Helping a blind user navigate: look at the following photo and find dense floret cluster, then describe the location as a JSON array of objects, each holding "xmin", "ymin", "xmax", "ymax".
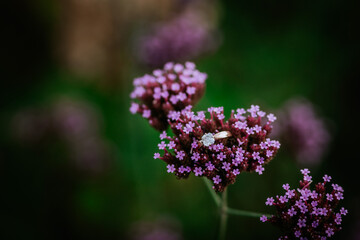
[
  {"xmin": 154, "ymin": 105, "xmax": 280, "ymax": 192},
  {"xmin": 274, "ymin": 98, "xmax": 330, "ymax": 166},
  {"xmin": 130, "ymin": 62, "xmax": 206, "ymax": 131},
  {"xmin": 138, "ymin": 15, "xmax": 216, "ymax": 68},
  {"xmin": 260, "ymin": 169, "xmax": 347, "ymax": 239}
]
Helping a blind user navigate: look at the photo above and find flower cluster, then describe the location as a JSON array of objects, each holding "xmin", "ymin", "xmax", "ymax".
[
  {"xmin": 11, "ymin": 98, "xmax": 112, "ymax": 174},
  {"xmin": 137, "ymin": 14, "xmax": 217, "ymax": 68},
  {"xmin": 273, "ymin": 98, "xmax": 330, "ymax": 166},
  {"xmin": 130, "ymin": 62, "xmax": 207, "ymax": 131},
  {"xmin": 260, "ymin": 169, "xmax": 347, "ymax": 239},
  {"xmin": 154, "ymin": 105, "xmax": 280, "ymax": 192},
  {"xmin": 129, "ymin": 217, "xmax": 183, "ymax": 240}
]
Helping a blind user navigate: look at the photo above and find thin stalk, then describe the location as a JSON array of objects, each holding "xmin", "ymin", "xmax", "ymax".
[
  {"xmin": 218, "ymin": 189, "xmax": 228, "ymax": 240},
  {"xmin": 226, "ymin": 207, "xmax": 271, "ymax": 218},
  {"xmin": 203, "ymin": 178, "xmax": 221, "ymax": 206},
  {"xmin": 202, "ymin": 178, "xmax": 271, "ymax": 224}
]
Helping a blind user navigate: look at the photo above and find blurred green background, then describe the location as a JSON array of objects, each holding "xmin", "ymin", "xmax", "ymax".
[{"xmin": 1, "ymin": 0, "xmax": 359, "ymax": 239}]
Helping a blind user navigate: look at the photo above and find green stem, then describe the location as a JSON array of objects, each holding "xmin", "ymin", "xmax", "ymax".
[
  {"xmin": 218, "ymin": 189, "xmax": 228, "ymax": 240},
  {"xmin": 203, "ymin": 178, "xmax": 221, "ymax": 207},
  {"xmin": 226, "ymin": 207, "xmax": 271, "ymax": 218},
  {"xmin": 202, "ymin": 178, "xmax": 271, "ymax": 220}
]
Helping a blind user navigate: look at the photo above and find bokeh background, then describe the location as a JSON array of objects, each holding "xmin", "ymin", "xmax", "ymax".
[{"xmin": 1, "ymin": 0, "xmax": 359, "ymax": 239}]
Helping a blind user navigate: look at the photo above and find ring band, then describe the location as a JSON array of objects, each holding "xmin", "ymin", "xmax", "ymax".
[{"xmin": 213, "ymin": 131, "xmax": 232, "ymax": 140}]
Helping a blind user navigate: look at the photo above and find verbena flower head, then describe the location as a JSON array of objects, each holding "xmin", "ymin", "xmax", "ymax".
[
  {"xmin": 130, "ymin": 62, "xmax": 207, "ymax": 131},
  {"xmin": 11, "ymin": 98, "xmax": 112, "ymax": 174},
  {"xmin": 261, "ymin": 169, "xmax": 347, "ymax": 239},
  {"xmin": 154, "ymin": 105, "xmax": 280, "ymax": 192},
  {"xmin": 273, "ymin": 98, "xmax": 330, "ymax": 166},
  {"xmin": 137, "ymin": 14, "xmax": 217, "ymax": 68},
  {"xmin": 129, "ymin": 216, "xmax": 183, "ymax": 240}
]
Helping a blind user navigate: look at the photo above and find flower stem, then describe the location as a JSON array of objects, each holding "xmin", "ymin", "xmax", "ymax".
[
  {"xmin": 226, "ymin": 207, "xmax": 271, "ymax": 218},
  {"xmin": 202, "ymin": 178, "xmax": 271, "ymax": 220},
  {"xmin": 203, "ymin": 178, "xmax": 221, "ymax": 207},
  {"xmin": 218, "ymin": 189, "xmax": 228, "ymax": 240}
]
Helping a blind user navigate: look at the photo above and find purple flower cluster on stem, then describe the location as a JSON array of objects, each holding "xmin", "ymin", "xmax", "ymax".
[
  {"xmin": 154, "ymin": 105, "xmax": 280, "ymax": 192},
  {"xmin": 260, "ymin": 169, "xmax": 347, "ymax": 239},
  {"xmin": 130, "ymin": 62, "xmax": 207, "ymax": 131}
]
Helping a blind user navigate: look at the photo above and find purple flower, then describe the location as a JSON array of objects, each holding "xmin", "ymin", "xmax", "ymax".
[
  {"xmin": 217, "ymin": 152, "xmax": 226, "ymax": 161},
  {"xmin": 298, "ymin": 218, "xmax": 306, "ymax": 228},
  {"xmin": 206, "ymin": 162, "xmax": 215, "ymax": 171},
  {"xmin": 130, "ymin": 62, "xmax": 206, "ymax": 131},
  {"xmin": 261, "ymin": 169, "xmax": 346, "ymax": 239},
  {"xmin": 232, "ymin": 169, "xmax": 240, "ymax": 175},
  {"xmin": 288, "ymin": 207, "xmax": 297, "ymax": 217},
  {"xmin": 273, "ymin": 98, "xmax": 330, "ymax": 166},
  {"xmin": 158, "ymin": 141, "xmax": 167, "ymax": 150},
  {"xmin": 340, "ymin": 207, "xmax": 348, "ymax": 215},
  {"xmin": 260, "ymin": 215, "xmax": 268, "ymax": 222},
  {"xmin": 160, "ymin": 131, "xmax": 168, "ymax": 140},
  {"xmin": 168, "ymin": 141, "xmax": 176, "ymax": 149},
  {"xmin": 213, "ymin": 175, "xmax": 222, "ymax": 185},
  {"xmin": 222, "ymin": 162, "xmax": 231, "ymax": 171},
  {"xmin": 300, "ymin": 168, "xmax": 310, "ymax": 175},
  {"xmin": 194, "ymin": 167, "xmax": 203, "ymax": 176},
  {"xmin": 323, "ymin": 174, "xmax": 332, "ymax": 182},
  {"xmin": 326, "ymin": 193, "xmax": 334, "ymax": 201},
  {"xmin": 191, "ymin": 140, "xmax": 198, "ymax": 149},
  {"xmin": 130, "ymin": 102, "xmax": 139, "ymax": 114},
  {"xmin": 286, "ymin": 189, "xmax": 296, "ymax": 199},
  {"xmin": 137, "ymin": 15, "xmax": 219, "ymax": 68},
  {"xmin": 312, "ymin": 220, "xmax": 319, "ymax": 228},
  {"xmin": 155, "ymin": 105, "xmax": 280, "ymax": 192},
  {"xmin": 252, "ymin": 152, "xmax": 260, "ymax": 160},
  {"xmin": 167, "ymin": 164, "xmax": 176, "ymax": 173},
  {"xmin": 143, "ymin": 109, "xmax": 151, "ymax": 118},
  {"xmin": 255, "ymin": 165, "xmax": 265, "ymax": 175},
  {"xmin": 282, "ymin": 183, "xmax": 290, "ymax": 191},
  {"xmin": 326, "ymin": 227, "xmax": 334, "ymax": 237},
  {"xmin": 279, "ymin": 195, "xmax": 288, "ymax": 204},
  {"xmin": 176, "ymin": 150, "xmax": 186, "ymax": 160},
  {"xmin": 267, "ymin": 113, "xmax": 277, "ymax": 122},
  {"xmin": 154, "ymin": 153, "xmax": 161, "ymax": 159},
  {"xmin": 266, "ymin": 197, "xmax": 275, "ymax": 206}
]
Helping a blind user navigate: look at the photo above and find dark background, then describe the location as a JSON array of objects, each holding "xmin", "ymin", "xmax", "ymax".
[{"xmin": 1, "ymin": 0, "xmax": 359, "ymax": 239}]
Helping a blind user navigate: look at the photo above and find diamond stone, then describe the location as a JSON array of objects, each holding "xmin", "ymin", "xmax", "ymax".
[{"xmin": 202, "ymin": 133, "xmax": 215, "ymax": 147}]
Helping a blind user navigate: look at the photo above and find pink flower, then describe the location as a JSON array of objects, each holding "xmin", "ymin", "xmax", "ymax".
[
  {"xmin": 265, "ymin": 197, "xmax": 274, "ymax": 206},
  {"xmin": 137, "ymin": 13, "xmax": 219, "ymax": 68},
  {"xmin": 213, "ymin": 175, "xmax": 222, "ymax": 185},
  {"xmin": 261, "ymin": 169, "xmax": 346, "ymax": 239},
  {"xmin": 255, "ymin": 165, "xmax": 265, "ymax": 175},
  {"xmin": 186, "ymin": 86, "xmax": 196, "ymax": 95},
  {"xmin": 194, "ymin": 167, "xmax": 203, "ymax": 176},
  {"xmin": 274, "ymin": 98, "xmax": 330, "ymax": 166},
  {"xmin": 168, "ymin": 141, "xmax": 176, "ymax": 149},
  {"xmin": 130, "ymin": 62, "xmax": 206, "ymax": 131},
  {"xmin": 167, "ymin": 164, "xmax": 176, "ymax": 173},
  {"xmin": 267, "ymin": 113, "xmax": 277, "ymax": 122},
  {"xmin": 176, "ymin": 150, "xmax": 186, "ymax": 160},
  {"xmin": 158, "ymin": 141, "xmax": 167, "ymax": 150},
  {"xmin": 154, "ymin": 105, "xmax": 280, "ymax": 192},
  {"xmin": 160, "ymin": 131, "xmax": 168, "ymax": 140},
  {"xmin": 130, "ymin": 103, "xmax": 139, "ymax": 114},
  {"xmin": 142, "ymin": 110, "xmax": 151, "ymax": 118},
  {"xmin": 260, "ymin": 215, "xmax": 268, "ymax": 222},
  {"xmin": 323, "ymin": 174, "xmax": 332, "ymax": 182}
]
